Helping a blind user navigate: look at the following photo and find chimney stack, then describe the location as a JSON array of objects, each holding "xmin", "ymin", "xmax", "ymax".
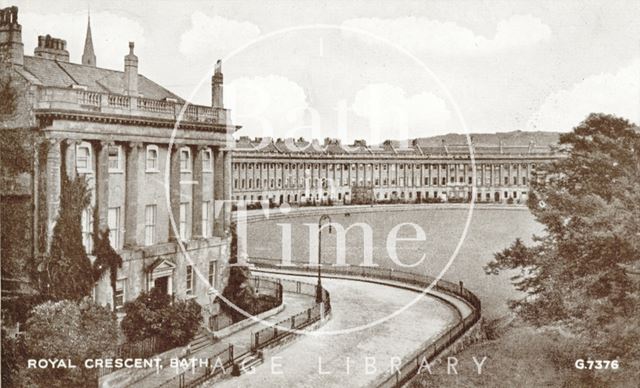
[
  {"xmin": 0, "ymin": 6, "xmax": 24, "ymax": 65},
  {"xmin": 33, "ymin": 34, "xmax": 69, "ymax": 62},
  {"xmin": 124, "ymin": 42, "xmax": 138, "ymax": 96},
  {"xmin": 212, "ymin": 59, "xmax": 223, "ymax": 108}
]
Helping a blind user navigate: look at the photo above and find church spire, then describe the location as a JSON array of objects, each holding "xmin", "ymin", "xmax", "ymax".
[{"xmin": 81, "ymin": 10, "xmax": 96, "ymax": 66}]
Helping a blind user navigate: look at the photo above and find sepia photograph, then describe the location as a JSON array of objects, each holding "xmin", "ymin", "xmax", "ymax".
[{"xmin": 1, "ymin": 1, "xmax": 639, "ymax": 387}]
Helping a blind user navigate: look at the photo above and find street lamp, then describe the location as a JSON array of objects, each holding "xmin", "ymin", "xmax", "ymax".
[{"xmin": 316, "ymin": 214, "xmax": 332, "ymax": 303}]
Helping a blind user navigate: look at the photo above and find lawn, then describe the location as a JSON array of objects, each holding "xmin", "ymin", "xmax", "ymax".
[{"xmin": 246, "ymin": 207, "xmax": 544, "ymax": 319}]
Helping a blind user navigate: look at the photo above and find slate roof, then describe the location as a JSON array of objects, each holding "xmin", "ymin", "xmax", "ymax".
[
  {"xmin": 19, "ymin": 55, "xmax": 183, "ymax": 102},
  {"xmin": 234, "ymin": 136, "xmax": 557, "ymax": 157}
]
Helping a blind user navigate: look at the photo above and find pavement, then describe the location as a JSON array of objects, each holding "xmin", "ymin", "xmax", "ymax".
[
  {"xmin": 209, "ymin": 274, "xmax": 460, "ymax": 388},
  {"xmin": 132, "ymin": 291, "xmax": 314, "ymax": 388}
]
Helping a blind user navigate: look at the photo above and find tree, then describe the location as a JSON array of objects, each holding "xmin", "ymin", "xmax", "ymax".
[
  {"xmin": 220, "ymin": 224, "xmax": 280, "ymax": 322},
  {"xmin": 92, "ymin": 227, "xmax": 123, "ymax": 308},
  {"xmin": 21, "ymin": 298, "xmax": 118, "ymax": 387},
  {"xmin": 485, "ymin": 113, "xmax": 640, "ymax": 384},
  {"xmin": 40, "ymin": 174, "xmax": 94, "ymax": 300},
  {"xmin": 120, "ymin": 287, "xmax": 202, "ymax": 347}
]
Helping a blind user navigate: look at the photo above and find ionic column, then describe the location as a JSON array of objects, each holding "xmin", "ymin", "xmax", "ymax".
[
  {"xmin": 124, "ymin": 142, "xmax": 143, "ymax": 247},
  {"xmin": 191, "ymin": 145, "xmax": 204, "ymax": 239},
  {"xmin": 45, "ymin": 138, "xmax": 62, "ymax": 251},
  {"xmin": 95, "ymin": 141, "xmax": 110, "ymax": 236},
  {"xmin": 168, "ymin": 144, "xmax": 181, "ymax": 241},
  {"xmin": 63, "ymin": 139, "xmax": 78, "ymax": 180},
  {"xmin": 223, "ymin": 149, "xmax": 232, "ymax": 229},
  {"xmin": 213, "ymin": 146, "xmax": 225, "ymax": 237}
]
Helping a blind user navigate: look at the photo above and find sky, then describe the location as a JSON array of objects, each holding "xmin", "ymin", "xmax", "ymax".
[{"xmin": 6, "ymin": 0, "xmax": 640, "ymax": 142}]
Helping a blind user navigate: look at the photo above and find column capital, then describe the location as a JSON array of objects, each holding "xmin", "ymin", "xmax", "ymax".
[
  {"xmin": 48, "ymin": 137, "xmax": 62, "ymax": 146},
  {"xmin": 127, "ymin": 141, "xmax": 143, "ymax": 150},
  {"xmin": 64, "ymin": 138, "xmax": 79, "ymax": 147},
  {"xmin": 100, "ymin": 140, "xmax": 115, "ymax": 148}
]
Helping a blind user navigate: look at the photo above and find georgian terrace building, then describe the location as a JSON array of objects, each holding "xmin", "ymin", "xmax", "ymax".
[
  {"xmin": 0, "ymin": 7, "xmax": 237, "ymax": 316},
  {"xmin": 231, "ymin": 136, "xmax": 560, "ymax": 206}
]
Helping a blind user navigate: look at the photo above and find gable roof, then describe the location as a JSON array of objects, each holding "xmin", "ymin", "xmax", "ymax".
[{"xmin": 19, "ymin": 55, "xmax": 183, "ymax": 102}]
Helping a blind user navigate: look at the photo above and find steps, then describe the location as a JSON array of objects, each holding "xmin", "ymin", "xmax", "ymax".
[{"xmin": 188, "ymin": 330, "xmax": 212, "ymax": 353}]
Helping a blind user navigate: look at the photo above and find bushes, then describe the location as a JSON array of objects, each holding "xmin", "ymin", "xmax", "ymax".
[
  {"xmin": 16, "ymin": 298, "xmax": 118, "ymax": 387},
  {"xmin": 121, "ymin": 287, "xmax": 202, "ymax": 347}
]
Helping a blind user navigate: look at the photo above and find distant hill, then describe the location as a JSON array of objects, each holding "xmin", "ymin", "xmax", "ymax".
[{"xmin": 412, "ymin": 131, "xmax": 562, "ymax": 147}]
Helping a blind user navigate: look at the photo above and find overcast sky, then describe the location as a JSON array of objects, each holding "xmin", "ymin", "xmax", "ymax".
[{"xmin": 7, "ymin": 0, "xmax": 640, "ymax": 142}]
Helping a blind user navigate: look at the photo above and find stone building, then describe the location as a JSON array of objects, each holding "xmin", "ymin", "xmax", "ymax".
[
  {"xmin": 231, "ymin": 137, "xmax": 560, "ymax": 206},
  {"xmin": 0, "ymin": 6, "xmax": 237, "ymax": 318}
]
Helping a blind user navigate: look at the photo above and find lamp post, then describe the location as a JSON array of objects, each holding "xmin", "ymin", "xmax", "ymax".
[{"xmin": 316, "ymin": 214, "xmax": 332, "ymax": 303}]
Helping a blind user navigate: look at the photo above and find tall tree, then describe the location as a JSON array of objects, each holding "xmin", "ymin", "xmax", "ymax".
[
  {"xmin": 42, "ymin": 175, "xmax": 94, "ymax": 300},
  {"xmin": 485, "ymin": 113, "xmax": 640, "ymax": 383},
  {"xmin": 92, "ymin": 227, "xmax": 123, "ymax": 309}
]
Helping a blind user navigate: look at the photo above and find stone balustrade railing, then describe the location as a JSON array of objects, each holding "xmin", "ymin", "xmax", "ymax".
[{"xmin": 34, "ymin": 86, "xmax": 228, "ymax": 125}]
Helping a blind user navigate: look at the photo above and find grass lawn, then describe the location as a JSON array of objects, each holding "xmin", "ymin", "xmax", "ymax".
[{"xmin": 246, "ymin": 207, "xmax": 544, "ymax": 320}]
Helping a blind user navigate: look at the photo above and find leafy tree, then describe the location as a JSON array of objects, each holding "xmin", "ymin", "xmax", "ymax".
[
  {"xmin": 21, "ymin": 298, "xmax": 118, "ymax": 387},
  {"xmin": 220, "ymin": 224, "xmax": 280, "ymax": 322},
  {"xmin": 92, "ymin": 227, "xmax": 123, "ymax": 308},
  {"xmin": 41, "ymin": 174, "xmax": 94, "ymax": 300},
  {"xmin": 121, "ymin": 287, "xmax": 202, "ymax": 347},
  {"xmin": 485, "ymin": 113, "xmax": 640, "ymax": 384}
]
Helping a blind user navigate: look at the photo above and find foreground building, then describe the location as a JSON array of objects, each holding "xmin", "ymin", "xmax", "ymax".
[
  {"xmin": 231, "ymin": 136, "xmax": 560, "ymax": 206},
  {"xmin": 0, "ymin": 6, "xmax": 236, "ymax": 316}
]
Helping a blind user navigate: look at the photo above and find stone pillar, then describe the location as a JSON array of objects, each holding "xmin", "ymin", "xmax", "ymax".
[
  {"xmin": 191, "ymin": 145, "xmax": 203, "ymax": 239},
  {"xmin": 45, "ymin": 138, "xmax": 62, "ymax": 251},
  {"xmin": 213, "ymin": 146, "xmax": 225, "ymax": 237},
  {"xmin": 95, "ymin": 142, "xmax": 110, "ymax": 233},
  {"xmin": 223, "ymin": 149, "xmax": 232, "ymax": 230},
  {"xmin": 125, "ymin": 142, "xmax": 143, "ymax": 247},
  {"xmin": 168, "ymin": 145, "xmax": 181, "ymax": 241},
  {"xmin": 63, "ymin": 139, "xmax": 77, "ymax": 180}
]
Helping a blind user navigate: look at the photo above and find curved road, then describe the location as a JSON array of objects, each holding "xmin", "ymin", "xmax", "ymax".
[{"xmin": 210, "ymin": 274, "xmax": 461, "ymax": 388}]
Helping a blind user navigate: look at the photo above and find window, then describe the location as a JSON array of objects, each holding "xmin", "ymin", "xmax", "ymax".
[
  {"xmin": 144, "ymin": 205, "xmax": 156, "ymax": 246},
  {"xmin": 146, "ymin": 145, "xmax": 159, "ymax": 171},
  {"xmin": 179, "ymin": 202, "xmax": 189, "ymax": 240},
  {"xmin": 108, "ymin": 145, "xmax": 122, "ymax": 172},
  {"xmin": 180, "ymin": 148, "xmax": 191, "ymax": 172},
  {"xmin": 186, "ymin": 265, "xmax": 194, "ymax": 295},
  {"xmin": 202, "ymin": 149, "xmax": 212, "ymax": 172},
  {"xmin": 81, "ymin": 208, "xmax": 93, "ymax": 253},
  {"xmin": 76, "ymin": 144, "xmax": 91, "ymax": 172},
  {"xmin": 108, "ymin": 207, "xmax": 121, "ymax": 250},
  {"xmin": 202, "ymin": 201, "xmax": 210, "ymax": 237},
  {"xmin": 114, "ymin": 280, "xmax": 125, "ymax": 311},
  {"xmin": 208, "ymin": 261, "xmax": 216, "ymax": 286}
]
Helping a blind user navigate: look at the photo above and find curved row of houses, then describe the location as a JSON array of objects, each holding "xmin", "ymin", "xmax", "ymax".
[{"xmin": 231, "ymin": 136, "xmax": 562, "ymax": 205}]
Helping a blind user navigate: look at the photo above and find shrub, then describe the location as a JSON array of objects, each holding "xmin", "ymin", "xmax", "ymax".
[
  {"xmin": 121, "ymin": 287, "xmax": 202, "ymax": 347},
  {"xmin": 20, "ymin": 298, "xmax": 118, "ymax": 387}
]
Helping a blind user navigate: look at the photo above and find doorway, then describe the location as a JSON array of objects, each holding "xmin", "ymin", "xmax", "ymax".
[{"xmin": 154, "ymin": 276, "xmax": 168, "ymax": 294}]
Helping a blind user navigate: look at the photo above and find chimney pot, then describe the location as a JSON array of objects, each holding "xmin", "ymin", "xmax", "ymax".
[
  {"xmin": 212, "ymin": 59, "xmax": 223, "ymax": 109},
  {"xmin": 0, "ymin": 6, "xmax": 23, "ymax": 65},
  {"xmin": 124, "ymin": 41, "xmax": 139, "ymax": 96}
]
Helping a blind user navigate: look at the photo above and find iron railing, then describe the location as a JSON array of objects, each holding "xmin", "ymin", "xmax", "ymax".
[
  {"xmin": 208, "ymin": 276, "xmax": 284, "ymax": 332},
  {"xmin": 249, "ymin": 258, "xmax": 481, "ymax": 388}
]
